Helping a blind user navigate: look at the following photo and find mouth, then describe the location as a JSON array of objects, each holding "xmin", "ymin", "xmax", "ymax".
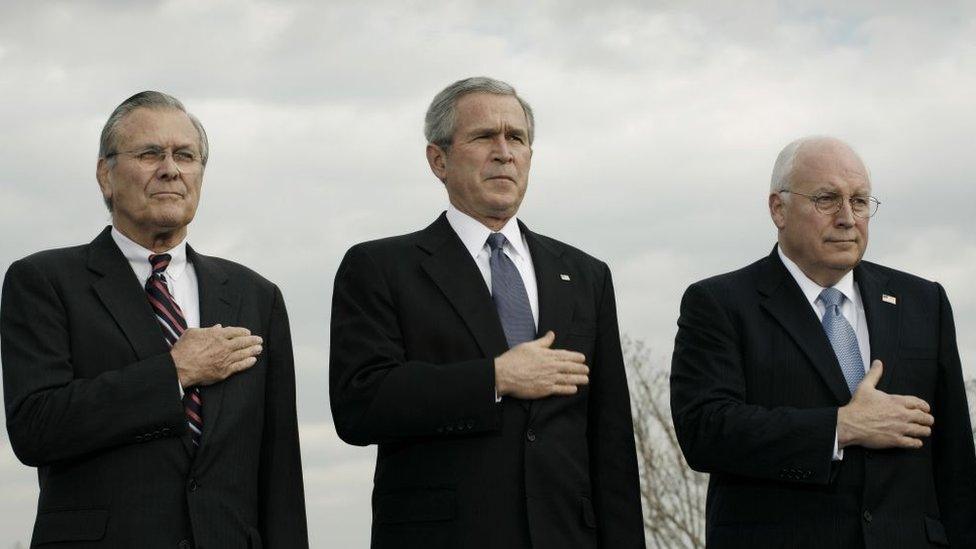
[
  {"xmin": 150, "ymin": 192, "xmax": 185, "ymax": 199},
  {"xmin": 825, "ymin": 238, "xmax": 857, "ymax": 245},
  {"xmin": 486, "ymin": 175, "xmax": 516, "ymax": 183}
]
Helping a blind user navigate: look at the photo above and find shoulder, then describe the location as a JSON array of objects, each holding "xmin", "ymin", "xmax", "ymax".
[
  {"xmin": 4, "ymin": 243, "xmax": 90, "ymax": 283},
  {"xmin": 688, "ymin": 255, "xmax": 769, "ymax": 294},
  {"xmin": 858, "ymin": 259, "xmax": 945, "ymax": 302},
  {"xmin": 191, "ymin": 252, "xmax": 279, "ymax": 295},
  {"xmin": 528, "ymin": 231, "xmax": 609, "ymax": 273}
]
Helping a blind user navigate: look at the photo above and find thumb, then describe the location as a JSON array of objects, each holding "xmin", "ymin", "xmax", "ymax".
[
  {"xmin": 535, "ymin": 331, "xmax": 555, "ymax": 347},
  {"xmin": 860, "ymin": 359, "xmax": 883, "ymax": 390}
]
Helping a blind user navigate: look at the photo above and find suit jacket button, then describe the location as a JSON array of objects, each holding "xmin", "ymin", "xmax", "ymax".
[
  {"xmin": 863, "ymin": 510, "xmax": 872, "ymax": 523},
  {"xmin": 526, "ymin": 429, "xmax": 537, "ymax": 442},
  {"xmin": 188, "ymin": 478, "xmax": 199, "ymax": 492},
  {"xmin": 177, "ymin": 540, "xmax": 193, "ymax": 549},
  {"xmin": 466, "ymin": 421, "xmax": 474, "ymax": 429},
  {"xmin": 136, "ymin": 435, "xmax": 144, "ymax": 442},
  {"xmin": 446, "ymin": 425, "xmax": 454, "ymax": 432}
]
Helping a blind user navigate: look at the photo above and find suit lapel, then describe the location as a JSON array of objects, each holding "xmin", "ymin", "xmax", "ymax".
[
  {"xmin": 419, "ymin": 214, "xmax": 509, "ymax": 359},
  {"xmin": 758, "ymin": 248, "xmax": 852, "ymax": 404},
  {"xmin": 854, "ymin": 262, "xmax": 898, "ymax": 393},
  {"xmin": 188, "ymin": 247, "xmax": 241, "ymax": 456},
  {"xmin": 88, "ymin": 227, "xmax": 171, "ymax": 362},
  {"xmin": 522, "ymin": 224, "xmax": 573, "ymax": 419}
]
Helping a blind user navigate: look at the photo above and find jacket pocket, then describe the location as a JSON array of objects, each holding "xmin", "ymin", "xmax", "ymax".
[
  {"xmin": 32, "ymin": 508, "xmax": 108, "ymax": 544},
  {"xmin": 374, "ymin": 488, "xmax": 456, "ymax": 524},
  {"xmin": 924, "ymin": 516, "xmax": 949, "ymax": 546}
]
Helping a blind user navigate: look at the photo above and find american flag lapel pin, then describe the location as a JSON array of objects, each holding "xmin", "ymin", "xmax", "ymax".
[
  {"xmin": 560, "ymin": 274, "xmax": 571, "ymax": 281},
  {"xmin": 882, "ymin": 294, "xmax": 897, "ymax": 305}
]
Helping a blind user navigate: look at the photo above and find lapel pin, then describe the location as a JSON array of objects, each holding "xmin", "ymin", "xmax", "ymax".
[
  {"xmin": 882, "ymin": 294, "xmax": 897, "ymax": 305},
  {"xmin": 560, "ymin": 274, "xmax": 571, "ymax": 281}
]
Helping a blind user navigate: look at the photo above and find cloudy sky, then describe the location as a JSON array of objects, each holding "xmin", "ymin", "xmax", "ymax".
[{"xmin": 1, "ymin": 0, "xmax": 974, "ymax": 545}]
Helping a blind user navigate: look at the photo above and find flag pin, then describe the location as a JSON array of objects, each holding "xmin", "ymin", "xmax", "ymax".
[
  {"xmin": 560, "ymin": 274, "xmax": 571, "ymax": 281},
  {"xmin": 882, "ymin": 294, "xmax": 897, "ymax": 305}
]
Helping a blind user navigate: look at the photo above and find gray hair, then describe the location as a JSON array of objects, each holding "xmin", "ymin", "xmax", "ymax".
[
  {"xmin": 99, "ymin": 91, "xmax": 209, "ymax": 166},
  {"xmin": 424, "ymin": 76, "xmax": 534, "ymax": 149},
  {"xmin": 769, "ymin": 135, "xmax": 870, "ymax": 195}
]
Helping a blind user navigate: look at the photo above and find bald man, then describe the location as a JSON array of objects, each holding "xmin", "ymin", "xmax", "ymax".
[{"xmin": 670, "ymin": 137, "xmax": 976, "ymax": 548}]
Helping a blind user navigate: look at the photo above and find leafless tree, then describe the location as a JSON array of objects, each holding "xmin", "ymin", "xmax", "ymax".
[{"xmin": 624, "ymin": 336, "xmax": 707, "ymax": 549}]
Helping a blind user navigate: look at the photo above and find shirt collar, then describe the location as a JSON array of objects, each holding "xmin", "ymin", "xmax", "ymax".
[
  {"xmin": 777, "ymin": 246, "xmax": 856, "ymax": 307},
  {"xmin": 445, "ymin": 203, "xmax": 528, "ymax": 261},
  {"xmin": 111, "ymin": 226, "xmax": 190, "ymax": 280}
]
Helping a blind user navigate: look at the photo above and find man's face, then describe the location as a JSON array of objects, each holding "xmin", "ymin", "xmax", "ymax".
[
  {"xmin": 770, "ymin": 139, "xmax": 871, "ymax": 286},
  {"xmin": 96, "ymin": 107, "xmax": 203, "ymax": 237},
  {"xmin": 427, "ymin": 93, "xmax": 532, "ymax": 225}
]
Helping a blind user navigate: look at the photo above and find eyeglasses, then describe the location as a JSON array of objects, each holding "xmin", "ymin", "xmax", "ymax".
[
  {"xmin": 778, "ymin": 190, "xmax": 880, "ymax": 218},
  {"xmin": 106, "ymin": 147, "xmax": 203, "ymax": 174}
]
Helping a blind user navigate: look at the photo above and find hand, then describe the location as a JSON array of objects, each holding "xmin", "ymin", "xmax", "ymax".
[
  {"xmin": 171, "ymin": 325, "xmax": 263, "ymax": 388},
  {"xmin": 494, "ymin": 331, "xmax": 589, "ymax": 399},
  {"xmin": 837, "ymin": 360, "xmax": 934, "ymax": 450}
]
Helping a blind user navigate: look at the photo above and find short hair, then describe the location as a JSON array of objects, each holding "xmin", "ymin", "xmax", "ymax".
[
  {"xmin": 424, "ymin": 77, "xmax": 534, "ymax": 149},
  {"xmin": 769, "ymin": 136, "xmax": 869, "ymax": 195},
  {"xmin": 99, "ymin": 91, "xmax": 209, "ymax": 166},
  {"xmin": 98, "ymin": 91, "xmax": 209, "ymax": 211}
]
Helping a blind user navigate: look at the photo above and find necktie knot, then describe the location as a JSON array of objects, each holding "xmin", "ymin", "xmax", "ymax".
[
  {"xmin": 486, "ymin": 233, "xmax": 507, "ymax": 252},
  {"xmin": 149, "ymin": 254, "xmax": 172, "ymax": 276},
  {"xmin": 819, "ymin": 287, "xmax": 844, "ymax": 310}
]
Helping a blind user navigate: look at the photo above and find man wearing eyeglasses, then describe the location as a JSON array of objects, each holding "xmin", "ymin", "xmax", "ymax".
[
  {"xmin": 1, "ymin": 91, "xmax": 308, "ymax": 548},
  {"xmin": 670, "ymin": 136, "xmax": 976, "ymax": 548}
]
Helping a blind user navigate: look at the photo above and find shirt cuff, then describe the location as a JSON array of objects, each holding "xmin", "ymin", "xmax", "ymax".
[{"xmin": 832, "ymin": 428, "xmax": 844, "ymax": 461}]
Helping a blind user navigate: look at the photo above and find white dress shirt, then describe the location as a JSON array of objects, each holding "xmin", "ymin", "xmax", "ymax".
[
  {"xmin": 111, "ymin": 227, "xmax": 200, "ymax": 394},
  {"xmin": 778, "ymin": 247, "xmax": 870, "ymax": 460},
  {"xmin": 445, "ymin": 204, "xmax": 539, "ymax": 328}
]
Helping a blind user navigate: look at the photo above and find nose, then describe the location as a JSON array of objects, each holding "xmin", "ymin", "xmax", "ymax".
[
  {"xmin": 156, "ymin": 151, "xmax": 181, "ymax": 180},
  {"xmin": 491, "ymin": 135, "xmax": 514, "ymax": 163},
  {"xmin": 834, "ymin": 198, "xmax": 855, "ymax": 227}
]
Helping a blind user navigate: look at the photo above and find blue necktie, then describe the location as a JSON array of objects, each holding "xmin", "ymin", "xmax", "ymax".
[
  {"xmin": 818, "ymin": 287, "xmax": 865, "ymax": 394},
  {"xmin": 487, "ymin": 233, "xmax": 536, "ymax": 348}
]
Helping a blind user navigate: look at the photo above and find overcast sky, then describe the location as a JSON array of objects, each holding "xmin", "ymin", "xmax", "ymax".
[{"xmin": 1, "ymin": 1, "xmax": 975, "ymax": 545}]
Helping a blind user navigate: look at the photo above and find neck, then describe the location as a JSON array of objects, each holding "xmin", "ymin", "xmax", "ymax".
[
  {"xmin": 114, "ymin": 221, "xmax": 187, "ymax": 253},
  {"xmin": 778, "ymin": 243, "xmax": 846, "ymax": 287},
  {"xmin": 451, "ymin": 201, "xmax": 515, "ymax": 232}
]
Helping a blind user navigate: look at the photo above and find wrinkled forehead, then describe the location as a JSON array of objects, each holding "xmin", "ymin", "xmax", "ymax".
[
  {"xmin": 455, "ymin": 93, "xmax": 529, "ymax": 131},
  {"xmin": 116, "ymin": 107, "xmax": 199, "ymax": 149}
]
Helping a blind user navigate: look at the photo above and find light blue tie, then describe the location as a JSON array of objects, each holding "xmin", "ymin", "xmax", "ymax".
[
  {"xmin": 818, "ymin": 287, "xmax": 865, "ymax": 394},
  {"xmin": 487, "ymin": 233, "xmax": 536, "ymax": 348}
]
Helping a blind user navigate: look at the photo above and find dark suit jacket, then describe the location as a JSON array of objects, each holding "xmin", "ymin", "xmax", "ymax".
[
  {"xmin": 670, "ymin": 247, "xmax": 976, "ymax": 549},
  {"xmin": 1, "ymin": 227, "xmax": 307, "ymax": 549},
  {"xmin": 329, "ymin": 213, "xmax": 644, "ymax": 549}
]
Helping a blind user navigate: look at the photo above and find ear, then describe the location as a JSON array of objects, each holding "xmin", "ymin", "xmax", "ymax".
[
  {"xmin": 96, "ymin": 157, "xmax": 113, "ymax": 205},
  {"xmin": 769, "ymin": 192, "xmax": 787, "ymax": 229},
  {"xmin": 426, "ymin": 143, "xmax": 448, "ymax": 182}
]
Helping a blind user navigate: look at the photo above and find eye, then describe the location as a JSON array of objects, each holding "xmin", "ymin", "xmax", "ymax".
[
  {"xmin": 851, "ymin": 196, "xmax": 870, "ymax": 209},
  {"xmin": 814, "ymin": 193, "xmax": 840, "ymax": 207},
  {"xmin": 507, "ymin": 134, "xmax": 525, "ymax": 143},
  {"xmin": 173, "ymin": 150, "xmax": 197, "ymax": 163},
  {"xmin": 136, "ymin": 149, "xmax": 164, "ymax": 162}
]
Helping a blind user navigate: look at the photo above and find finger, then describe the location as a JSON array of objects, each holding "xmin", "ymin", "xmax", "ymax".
[
  {"xmin": 229, "ymin": 335, "xmax": 264, "ymax": 350},
  {"xmin": 229, "ymin": 345, "xmax": 263, "ymax": 362},
  {"xmin": 893, "ymin": 395, "xmax": 930, "ymax": 414},
  {"xmin": 902, "ymin": 423, "xmax": 932, "ymax": 438},
  {"xmin": 218, "ymin": 326, "xmax": 252, "ymax": 339},
  {"xmin": 556, "ymin": 362, "xmax": 590, "ymax": 375},
  {"xmin": 893, "ymin": 435, "xmax": 924, "ymax": 449},
  {"xmin": 907, "ymin": 409, "xmax": 934, "ymax": 427},
  {"xmin": 550, "ymin": 384, "xmax": 579, "ymax": 396},
  {"xmin": 859, "ymin": 360, "xmax": 883, "ymax": 390},
  {"xmin": 549, "ymin": 349, "xmax": 586, "ymax": 363},
  {"xmin": 560, "ymin": 374, "xmax": 589, "ymax": 386},
  {"xmin": 229, "ymin": 356, "xmax": 258, "ymax": 374},
  {"xmin": 534, "ymin": 331, "xmax": 555, "ymax": 348}
]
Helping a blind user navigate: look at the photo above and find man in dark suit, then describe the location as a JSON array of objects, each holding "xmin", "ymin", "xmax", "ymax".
[
  {"xmin": 670, "ymin": 136, "xmax": 976, "ymax": 548},
  {"xmin": 329, "ymin": 77, "xmax": 644, "ymax": 548},
  {"xmin": 1, "ymin": 91, "xmax": 307, "ymax": 548}
]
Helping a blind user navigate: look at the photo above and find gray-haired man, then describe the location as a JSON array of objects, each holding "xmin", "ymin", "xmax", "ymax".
[
  {"xmin": 330, "ymin": 77, "xmax": 645, "ymax": 549},
  {"xmin": 2, "ymin": 91, "xmax": 307, "ymax": 548}
]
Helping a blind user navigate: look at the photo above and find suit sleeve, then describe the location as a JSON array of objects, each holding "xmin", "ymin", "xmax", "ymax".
[
  {"xmin": 588, "ymin": 264, "xmax": 646, "ymax": 547},
  {"xmin": 931, "ymin": 283, "xmax": 976, "ymax": 547},
  {"xmin": 329, "ymin": 245, "xmax": 500, "ymax": 446},
  {"xmin": 258, "ymin": 285, "xmax": 309, "ymax": 548},
  {"xmin": 1, "ymin": 258, "xmax": 186, "ymax": 467},
  {"xmin": 670, "ymin": 281, "xmax": 837, "ymax": 484}
]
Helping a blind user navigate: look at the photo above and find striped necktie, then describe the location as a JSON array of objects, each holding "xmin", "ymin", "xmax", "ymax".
[{"xmin": 147, "ymin": 254, "xmax": 203, "ymax": 448}]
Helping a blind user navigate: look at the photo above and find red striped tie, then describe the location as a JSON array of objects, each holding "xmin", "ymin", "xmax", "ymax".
[{"xmin": 147, "ymin": 254, "xmax": 203, "ymax": 448}]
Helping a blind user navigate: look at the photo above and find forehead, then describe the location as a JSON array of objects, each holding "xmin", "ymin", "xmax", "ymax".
[
  {"xmin": 454, "ymin": 93, "xmax": 528, "ymax": 132},
  {"xmin": 791, "ymin": 140, "xmax": 870, "ymax": 192},
  {"xmin": 115, "ymin": 107, "xmax": 199, "ymax": 148}
]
